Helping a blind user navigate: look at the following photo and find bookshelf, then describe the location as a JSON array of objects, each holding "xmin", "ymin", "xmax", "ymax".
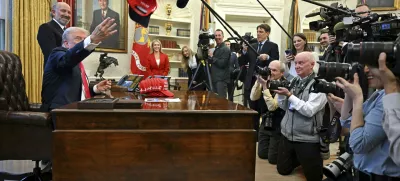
[{"xmin": 148, "ymin": 1, "xmax": 193, "ymax": 81}]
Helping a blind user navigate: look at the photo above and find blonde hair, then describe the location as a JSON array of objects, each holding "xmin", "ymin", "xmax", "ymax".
[
  {"xmin": 150, "ymin": 39, "xmax": 163, "ymax": 54},
  {"xmin": 180, "ymin": 45, "xmax": 194, "ymax": 72}
]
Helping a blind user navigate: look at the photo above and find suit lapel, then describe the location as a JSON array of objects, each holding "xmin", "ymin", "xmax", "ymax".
[{"xmin": 50, "ymin": 20, "xmax": 64, "ymax": 36}]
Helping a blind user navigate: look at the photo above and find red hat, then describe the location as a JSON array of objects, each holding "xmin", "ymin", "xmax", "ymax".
[
  {"xmin": 127, "ymin": 0, "xmax": 157, "ymax": 27},
  {"xmin": 139, "ymin": 78, "xmax": 174, "ymax": 97}
]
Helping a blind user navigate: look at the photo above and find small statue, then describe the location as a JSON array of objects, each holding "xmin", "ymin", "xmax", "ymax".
[{"xmin": 95, "ymin": 52, "xmax": 119, "ymax": 80}]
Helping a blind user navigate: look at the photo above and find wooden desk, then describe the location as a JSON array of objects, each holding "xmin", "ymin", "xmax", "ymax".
[{"xmin": 52, "ymin": 91, "xmax": 257, "ymax": 181}]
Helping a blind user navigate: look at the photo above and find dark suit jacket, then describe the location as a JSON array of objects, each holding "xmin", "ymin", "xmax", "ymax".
[
  {"xmin": 239, "ymin": 40, "xmax": 279, "ymax": 91},
  {"xmin": 37, "ymin": 19, "xmax": 64, "ymax": 68},
  {"xmin": 90, "ymin": 8, "xmax": 120, "ymax": 49},
  {"xmin": 210, "ymin": 43, "xmax": 231, "ymax": 83},
  {"xmin": 146, "ymin": 53, "xmax": 170, "ymax": 76},
  {"xmin": 40, "ymin": 41, "xmax": 95, "ymax": 112}
]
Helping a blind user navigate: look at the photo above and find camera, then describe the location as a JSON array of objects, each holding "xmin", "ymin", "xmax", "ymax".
[
  {"xmin": 268, "ymin": 79, "xmax": 290, "ymax": 91},
  {"xmin": 262, "ymin": 112, "xmax": 274, "ymax": 130},
  {"xmin": 317, "ymin": 61, "xmax": 352, "ymax": 82},
  {"xmin": 308, "ymin": 2, "xmax": 351, "ymax": 33},
  {"xmin": 242, "ymin": 32, "xmax": 257, "ymax": 44},
  {"xmin": 255, "ymin": 66, "xmax": 270, "ymax": 79},
  {"xmin": 196, "ymin": 31, "xmax": 215, "ymax": 60},
  {"xmin": 337, "ymin": 13, "xmax": 398, "ymax": 42},
  {"xmin": 312, "ymin": 79, "xmax": 342, "ymax": 95},
  {"xmin": 323, "ymin": 152, "xmax": 353, "ymax": 179}
]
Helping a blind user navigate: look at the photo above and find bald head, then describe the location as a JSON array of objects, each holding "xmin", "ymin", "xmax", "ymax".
[
  {"xmin": 52, "ymin": 2, "xmax": 71, "ymax": 26},
  {"xmin": 295, "ymin": 52, "xmax": 315, "ymax": 78}
]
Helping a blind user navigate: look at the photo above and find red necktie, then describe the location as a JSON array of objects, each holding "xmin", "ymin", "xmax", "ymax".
[{"xmin": 79, "ymin": 63, "xmax": 91, "ymax": 99}]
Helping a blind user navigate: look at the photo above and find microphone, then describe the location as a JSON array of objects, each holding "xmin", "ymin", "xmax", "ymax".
[
  {"xmin": 305, "ymin": 12, "xmax": 321, "ymax": 18},
  {"xmin": 177, "ymin": 0, "xmax": 189, "ymax": 8}
]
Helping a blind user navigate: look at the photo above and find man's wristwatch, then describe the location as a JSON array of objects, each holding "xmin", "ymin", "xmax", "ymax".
[{"xmin": 287, "ymin": 92, "xmax": 292, "ymax": 97}]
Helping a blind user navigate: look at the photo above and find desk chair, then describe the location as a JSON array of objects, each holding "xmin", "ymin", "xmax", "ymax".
[{"xmin": 0, "ymin": 51, "xmax": 53, "ymax": 181}]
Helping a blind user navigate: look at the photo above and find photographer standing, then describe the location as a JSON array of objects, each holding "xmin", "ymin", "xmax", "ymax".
[
  {"xmin": 208, "ymin": 29, "xmax": 231, "ymax": 98},
  {"xmin": 250, "ymin": 60, "xmax": 286, "ymax": 164},
  {"xmin": 335, "ymin": 59, "xmax": 400, "ymax": 180},
  {"xmin": 378, "ymin": 52, "xmax": 400, "ymax": 166},
  {"xmin": 275, "ymin": 52, "xmax": 327, "ymax": 181},
  {"xmin": 239, "ymin": 24, "xmax": 279, "ymax": 133}
]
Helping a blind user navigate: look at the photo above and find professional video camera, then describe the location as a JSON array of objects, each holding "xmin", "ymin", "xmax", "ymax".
[
  {"xmin": 323, "ymin": 152, "xmax": 353, "ymax": 179},
  {"xmin": 228, "ymin": 32, "xmax": 258, "ymax": 46},
  {"xmin": 307, "ymin": 2, "xmax": 352, "ymax": 33},
  {"xmin": 336, "ymin": 13, "xmax": 398, "ymax": 42},
  {"xmin": 196, "ymin": 30, "xmax": 215, "ymax": 60}
]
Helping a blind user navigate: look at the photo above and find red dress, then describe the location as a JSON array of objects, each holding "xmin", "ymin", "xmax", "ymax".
[{"xmin": 146, "ymin": 53, "xmax": 170, "ymax": 76}]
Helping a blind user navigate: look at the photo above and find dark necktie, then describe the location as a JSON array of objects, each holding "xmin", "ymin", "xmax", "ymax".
[{"xmin": 257, "ymin": 43, "xmax": 263, "ymax": 53}]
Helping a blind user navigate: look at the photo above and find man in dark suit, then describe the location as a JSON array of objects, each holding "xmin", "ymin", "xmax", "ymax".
[
  {"xmin": 89, "ymin": 0, "xmax": 120, "ymax": 49},
  {"xmin": 40, "ymin": 17, "xmax": 117, "ymax": 112},
  {"xmin": 224, "ymin": 40, "xmax": 239, "ymax": 101},
  {"xmin": 37, "ymin": 2, "xmax": 71, "ymax": 68},
  {"xmin": 238, "ymin": 23, "xmax": 279, "ymax": 135},
  {"xmin": 208, "ymin": 29, "xmax": 231, "ymax": 99}
]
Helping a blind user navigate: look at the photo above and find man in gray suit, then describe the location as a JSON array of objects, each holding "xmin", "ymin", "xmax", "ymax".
[
  {"xmin": 208, "ymin": 29, "xmax": 231, "ymax": 99},
  {"xmin": 90, "ymin": 0, "xmax": 120, "ymax": 49}
]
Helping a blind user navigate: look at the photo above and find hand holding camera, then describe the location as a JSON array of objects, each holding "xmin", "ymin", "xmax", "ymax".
[
  {"xmin": 327, "ymin": 93, "xmax": 344, "ymax": 112},
  {"xmin": 378, "ymin": 52, "xmax": 400, "ymax": 94},
  {"xmin": 335, "ymin": 73, "xmax": 363, "ymax": 102},
  {"xmin": 259, "ymin": 54, "xmax": 269, "ymax": 61},
  {"xmin": 328, "ymin": 35, "xmax": 336, "ymax": 44}
]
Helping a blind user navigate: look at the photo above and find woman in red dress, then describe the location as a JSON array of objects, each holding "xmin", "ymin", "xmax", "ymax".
[{"xmin": 146, "ymin": 39, "xmax": 170, "ymax": 76}]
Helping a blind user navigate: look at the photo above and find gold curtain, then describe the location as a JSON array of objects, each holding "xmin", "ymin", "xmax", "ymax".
[{"xmin": 12, "ymin": 0, "xmax": 51, "ymax": 103}]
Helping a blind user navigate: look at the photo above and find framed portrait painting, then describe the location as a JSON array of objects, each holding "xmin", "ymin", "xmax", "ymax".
[
  {"xmin": 363, "ymin": 0, "xmax": 400, "ymax": 11},
  {"xmin": 74, "ymin": 0, "xmax": 128, "ymax": 53}
]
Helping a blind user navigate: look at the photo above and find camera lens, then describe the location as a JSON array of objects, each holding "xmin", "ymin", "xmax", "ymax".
[
  {"xmin": 347, "ymin": 42, "xmax": 394, "ymax": 66},
  {"xmin": 268, "ymin": 79, "xmax": 290, "ymax": 91},
  {"xmin": 313, "ymin": 79, "xmax": 340, "ymax": 94},
  {"xmin": 317, "ymin": 61, "xmax": 352, "ymax": 82},
  {"xmin": 309, "ymin": 20, "xmax": 329, "ymax": 31}
]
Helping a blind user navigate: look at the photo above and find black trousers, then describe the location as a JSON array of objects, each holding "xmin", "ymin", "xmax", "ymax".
[
  {"xmin": 212, "ymin": 81, "xmax": 227, "ymax": 99},
  {"xmin": 227, "ymin": 79, "xmax": 235, "ymax": 101},
  {"xmin": 277, "ymin": 136, "xmax": 323, "ymax": 181},
  {"xmin": 258, "ymin": 126, "xmax": 281, "ymax": 164},
  {"xmin": 244, "ymin": 89, "xmax": 267, "ymax": 136}
]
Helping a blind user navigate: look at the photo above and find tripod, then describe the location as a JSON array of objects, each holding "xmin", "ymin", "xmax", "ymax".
[{"xmin": 189, "ymin": 59, "xmax": 213, "ymax": 91}]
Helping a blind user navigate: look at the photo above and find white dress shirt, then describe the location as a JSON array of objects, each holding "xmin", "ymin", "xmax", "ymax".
[
  {"xmin": 53, "ymin": 18, "xmax": 65, "ymax": 30},
  {"xmin": 80, "ymin": 36, "xmax": 101, "ymax": 100},
  {"xmin": 277, "ymin": 77, "xmax": 327, "ymax": 117}
]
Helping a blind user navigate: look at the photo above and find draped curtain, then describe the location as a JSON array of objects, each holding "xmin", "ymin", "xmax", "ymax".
[
  {"xmin": 287, "ymin": 0, "xmax": 300, "ymax": 49},
  {"xmin": 57, "ymin": 0, "xmax": 75, "ymax": 27},
  {"xmin": 12, "ymin": 0, "xmax": 52, "ymax": 103}
]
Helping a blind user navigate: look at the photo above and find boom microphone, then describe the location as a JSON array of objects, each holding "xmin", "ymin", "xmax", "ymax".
[
  {"xmin": 177, "ymin": 0, "xmax": 189, "ymax": 8},
  {"xmin": 305, "ymin": 12, "xmax": 321, "ymax": 18}
]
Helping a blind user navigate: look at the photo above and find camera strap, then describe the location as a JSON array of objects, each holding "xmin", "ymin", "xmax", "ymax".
[{"xmin": 291, "ymin": 73, "xmax": 316, "ymax": 97}]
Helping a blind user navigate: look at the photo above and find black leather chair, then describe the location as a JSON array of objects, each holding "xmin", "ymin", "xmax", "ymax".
[{"xmin": 0, "ymin": 51, "xmax": 53, "ymax": 181}]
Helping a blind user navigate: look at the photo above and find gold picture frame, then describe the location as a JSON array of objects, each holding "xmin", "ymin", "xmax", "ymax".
[
  {"xmin": 365, "ymin": 0, "xmax": 400, "ymax": 11},
  {"xmin": 74, "ymin": 0, "xmax": 128, "ymax": 53}
]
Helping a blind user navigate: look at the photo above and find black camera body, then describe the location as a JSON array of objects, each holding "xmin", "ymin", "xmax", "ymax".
[
  {"xmin": 268, "ymin": 79, "xmax": 291, "ymax": 91},
  {"xmin": 255, "ymin": 66, "xmax": 270, "ymax": 79},
  {"xmin": 197, "ymin": 31, "xmax": 215, "ymax": 60}
]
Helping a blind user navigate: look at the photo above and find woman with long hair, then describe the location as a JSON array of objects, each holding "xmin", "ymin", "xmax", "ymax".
[
  {"xmin": 146, "ymin": 39, "xmax": 170, "ymax": 76},
  {"xmin": 180, "ymin": 45, "xmax": 206, "ymax": 90},
  {"xmin": 284, "ymin": 33, "xmax": 318, "ymax": 77}
]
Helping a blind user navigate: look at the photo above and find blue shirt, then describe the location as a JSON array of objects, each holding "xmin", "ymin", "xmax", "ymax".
[{"xmin": 341, "ymin": 90, "xmax": 400, "ymax": 176}]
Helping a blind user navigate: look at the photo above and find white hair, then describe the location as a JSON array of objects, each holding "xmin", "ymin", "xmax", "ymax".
[{"xmin": 62, "ymin": 27, "xmax": 89, "ymax": 47}]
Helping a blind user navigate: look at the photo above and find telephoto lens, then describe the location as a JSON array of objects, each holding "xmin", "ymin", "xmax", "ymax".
[
  {"xmin": 323, "ymin": 152, "xmax": 353, "ymax": 179},
  {"xmin": 346, "ymin": 42, "xmax": 396, "ymax": 69},
  {"xmin": 312, "ymin": 79, "xmax": 341, "ymax": 94},
  {"xmin": 317, "ymin": 61, "xmax": 352, "ymax": 82}
]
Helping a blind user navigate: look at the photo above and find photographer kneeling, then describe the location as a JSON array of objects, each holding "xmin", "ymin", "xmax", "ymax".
[
  {"xmin": 334, "ymin": 55, "xmax": 400, "ymax": 180},
  {"xmin": 250, "ymin": 60, "xmax": 286, "ymax": 164},
  {"xmin": 275, "ymin": 52, "xmax": 327, "ymax": 181}
]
